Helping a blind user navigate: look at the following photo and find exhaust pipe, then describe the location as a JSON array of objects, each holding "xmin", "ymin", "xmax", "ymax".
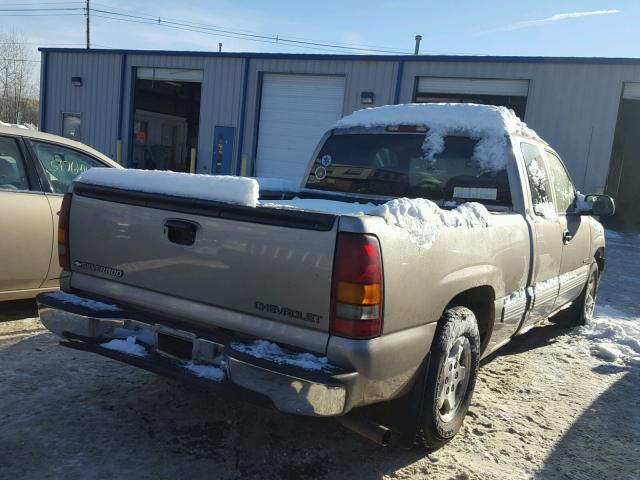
[{"xmin": 337, "ymin": 414, "xmax": 392, "ymax": 446}]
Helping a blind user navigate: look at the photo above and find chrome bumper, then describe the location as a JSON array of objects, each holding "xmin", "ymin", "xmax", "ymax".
[{"xmin": 37, "ymin": 292, "xmax": 354, "ymax": 417}]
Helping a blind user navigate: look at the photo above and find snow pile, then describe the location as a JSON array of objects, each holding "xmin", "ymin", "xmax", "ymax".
[
  {"xmin": 255, "ymin": 177, "xmax": 300, "ymax": 193},
  {"xmin": 101, "ymin": 336, "xmax": 147, "ymax": 357},
  {"xmin": 76, "ymin": 168, "xmax": 259, "ymax": 207},
  {"xmin": 371, "ymin": 198, "xmax": 492, "ymax": 249},
  {"xmin": 48, "ymin": 290, "xmax": 122, "ymax": 312},
  {"xmin": 261, "ymin": 197, "xmax": 491, "ymax": 249},
  {"xmin": 0, "ymin": 120, "xmax": 36, "ymax": 130},
  {"xmin": 184, "ymin": 363, "xmax": 225, "ymax": 382},
  {"xmin": 334, "ymin": 103, "xmax": 542, "ymax": 171},
  {"xmin": 577, "ymin": 305, "xmax": 640, "ymax": 364},
  {"xmin": 231, "ymin": 340, "xmax": 330, "ymax": 371}
]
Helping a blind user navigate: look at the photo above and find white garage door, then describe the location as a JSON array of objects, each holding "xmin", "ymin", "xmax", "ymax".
[
  {"xmin": 623, "ymin": 82, "xmax": 640, "ymax": 100},
  {"xmin": 417, "ymin": 77, "xmax": 529, "ymax": 96},
  {"xmin": 255, "ymin": 74, "xmax": 345, "ymax": 184}
]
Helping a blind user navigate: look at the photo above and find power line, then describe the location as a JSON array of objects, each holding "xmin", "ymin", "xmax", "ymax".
[
  {"xmin": 0, "ymin": 58, "xmax": 41, "ymax": 63},
  {"xmin": 1, "ymin": 3, "xmax": 413, "ymax": 54},
  {"xmin": 90, "ymin": 1, "xmax": 413, "ymax": 53},
  {"xmin": 0, "ymin": 1, "xmax": 83, "ymax": 4},
  {"xmin": 90, "ymin": 9, "xmax": 414, "ymax": 54},
  {"xmin": 0, "ymin": 4, "xmax": 475, "ymax": 55},
  {"xmin": 89, "ymin": 14, "xmax": 364, "ymax": 54},
  {"xmin": 0, "ymin": 13, "xmax": 83, "ymax": 17},
  {"xmin": 0, "ymin": 7, "xmax": 82, "ymax": 11}
]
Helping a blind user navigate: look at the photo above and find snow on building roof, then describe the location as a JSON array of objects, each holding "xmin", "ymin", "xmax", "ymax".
[{"xmin": 333, "ymin": 103, "xmax": 541, "ymax": 141}]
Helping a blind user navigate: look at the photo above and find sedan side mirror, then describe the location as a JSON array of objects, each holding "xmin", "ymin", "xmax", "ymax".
[{"xmin": 577, "ymin": 194, "xmax": 615, "ymax": 217}]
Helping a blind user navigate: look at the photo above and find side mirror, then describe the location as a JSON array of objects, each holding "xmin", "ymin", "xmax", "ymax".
[{"xmin": 577, "ymin": 194, "xmax": 615, "ymax": 217}]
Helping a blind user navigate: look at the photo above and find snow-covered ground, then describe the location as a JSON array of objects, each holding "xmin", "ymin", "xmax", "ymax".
[{"xmin": 0, "ymin": 229, "xmax": 638, "ymax": 480}]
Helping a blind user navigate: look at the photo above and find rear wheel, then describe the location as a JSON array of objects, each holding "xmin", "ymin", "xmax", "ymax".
[
  {"xmin": 553, "ymin": 263, "xmax": 599, "ymax": 327},
  {"xmin": 418, "ymin": 306, "xmax": 480, "ymax": 450}
]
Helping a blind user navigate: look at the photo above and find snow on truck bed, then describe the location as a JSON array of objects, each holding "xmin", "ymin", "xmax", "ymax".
[
  {"xmin": 261, "ymin": 197, "xmax": 492, "ymax": 249},
  {"xmin": 77, "ymin": 169, "xmax": 260, "ymax": 207}
]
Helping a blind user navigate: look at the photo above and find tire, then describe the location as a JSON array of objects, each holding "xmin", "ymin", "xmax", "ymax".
[
  {"xmin": 553, "ymin": 263, "xmax": 599, "ymax": 328},
  {"xmin": 417, "ymin": 306, "xmax": 480, "ymax": 451}
]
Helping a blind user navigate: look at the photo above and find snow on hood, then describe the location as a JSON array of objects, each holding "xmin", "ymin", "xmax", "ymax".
[
  {"xmin": 333, "ymin": 103, "xmax": 543, "ymax": 171},
  {"xmin": 76, "ymin": 168, "xmax": 260, "ymax": 207},
  {"xmin": 260, "ymin": 197, "xmax": 491, "ymax": 249}
]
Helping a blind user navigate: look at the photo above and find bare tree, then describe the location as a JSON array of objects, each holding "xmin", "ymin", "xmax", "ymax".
[{"xmin": 0, "ymin": 30, "xmax": 39, "ymax": 126}]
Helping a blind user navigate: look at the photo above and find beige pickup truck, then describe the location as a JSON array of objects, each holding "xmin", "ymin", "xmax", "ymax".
[{"xmin": 37, "ymin": 104, "xmax": 614, "ymax": 449}]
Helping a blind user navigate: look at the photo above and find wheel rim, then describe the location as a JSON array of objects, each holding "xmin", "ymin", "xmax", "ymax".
[
  {"xmin": 584, "ymin": 272, "xmax": 597, "ymax": 322},
  {"xmin": 436, "ymin": 336, "xmax": 472, "ymax": 423}
]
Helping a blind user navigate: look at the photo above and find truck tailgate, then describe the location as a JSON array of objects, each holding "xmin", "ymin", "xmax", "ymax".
[{"xmin": 68, "ymin": 184, "xmax": 338, "ymax": 332}]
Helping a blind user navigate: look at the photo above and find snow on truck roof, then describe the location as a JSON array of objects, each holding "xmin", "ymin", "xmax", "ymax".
[
  {"xmin": 333, "ymin": 103, "xmax": 542, "ymax": 141},
  {"xmin": 334, "ymin": 103, "xmax": 543, "ymax": 172}
]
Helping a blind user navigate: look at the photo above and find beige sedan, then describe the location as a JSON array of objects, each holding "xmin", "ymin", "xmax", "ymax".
[{"xmin": 0, "ymin": 125, "xmax": 120, "ymax": 301}]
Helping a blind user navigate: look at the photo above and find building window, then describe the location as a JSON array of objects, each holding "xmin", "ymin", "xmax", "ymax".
[
  {"xmin": 414, "ymin": 77, "xmax": 529, "ymax": 120},
  {"xmin": 62, "ymin": 113, "xmax": 81, "ymax": 141}
]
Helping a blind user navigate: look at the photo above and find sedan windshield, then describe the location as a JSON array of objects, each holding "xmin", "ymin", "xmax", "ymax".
[{"xmin": 304, "ymin": 133, "xmax": 512, "ymax": 207}]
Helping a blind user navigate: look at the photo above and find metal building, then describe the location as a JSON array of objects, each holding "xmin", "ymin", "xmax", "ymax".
[{"xmin": 39, "ymin": 48, "xmax": 640, "ymax": 226}]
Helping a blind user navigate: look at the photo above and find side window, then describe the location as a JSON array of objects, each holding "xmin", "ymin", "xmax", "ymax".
[
  {"xmin": 32, "ymin": 141, "xmax": 105, "ymax": 194},
  {"xmin": 62, "ymin": 113, "xmax": 81, "ymax": 141},
  {"xmin": 0, "ymin": 136, "xmax": 29, "ymax": 192},
  {"xmin": 545, "ymin": 151, "xmax": 576, "ymax": 213},
  {"xmin": 520, "ymin": 142, "xmax": 555, "ymax": 218}
]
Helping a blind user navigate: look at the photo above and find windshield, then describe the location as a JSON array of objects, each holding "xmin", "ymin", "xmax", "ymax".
[{"xmin": 304, "ymin": 133, "xmax": 512, "ymax": 207}]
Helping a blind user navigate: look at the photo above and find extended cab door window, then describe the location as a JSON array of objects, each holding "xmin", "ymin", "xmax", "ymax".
[
  {"xmin": 31, "ymin": 141, "xmax": 105, "ymax": 194},
  {"xmin": 520, "ymin": 142, "xmax": 555, "ymax": 219},
  {"xmin": 544, "ymin": 150, "xmax": 576, "ymax": 213}
]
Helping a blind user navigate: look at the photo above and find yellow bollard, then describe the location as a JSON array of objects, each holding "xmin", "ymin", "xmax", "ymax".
[
  {"xmin": 190, "ymin": 148, "xmax": 197, "ymax": 173},
  {"xmin": 241, "ymin": 154, "xmax": 248, "ymax": 177},
  {"xmin": 116, "ymin": 140, "xmax": 122, "ymax": 164}
]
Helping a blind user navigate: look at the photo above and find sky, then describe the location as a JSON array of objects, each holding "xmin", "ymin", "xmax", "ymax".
[{"xmin": 1, "ymin": 0, "xmax": 638, "ymax": 64}]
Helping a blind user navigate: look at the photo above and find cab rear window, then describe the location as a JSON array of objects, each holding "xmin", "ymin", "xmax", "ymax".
[{"xmin": 304, "ymin": 133, "xmax": 512, "ymax": 207}]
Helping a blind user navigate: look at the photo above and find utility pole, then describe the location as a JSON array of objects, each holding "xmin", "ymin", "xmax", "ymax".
[
  {"xmin": 414, "ymin": 35, "xmax": 422, "ymax": 55},
  {"xmin": 85, "ymin": 0, "xmax": 90, "ymax": 49}
]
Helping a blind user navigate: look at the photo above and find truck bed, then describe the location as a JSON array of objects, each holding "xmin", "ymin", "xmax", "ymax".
[{"xmin": 68, "ymin": 182, "xmax": 341, "ymax": 339}]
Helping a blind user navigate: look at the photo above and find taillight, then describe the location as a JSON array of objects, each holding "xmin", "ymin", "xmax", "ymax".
[
  {"xmin": 331, "ymin": 233, "xmax": 384, "ymax": 339},
  {"xmin": 58, "ymin": 193, "xmax": 72, "ymax": 270}
]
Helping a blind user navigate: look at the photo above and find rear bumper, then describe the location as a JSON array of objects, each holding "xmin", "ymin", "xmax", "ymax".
[{"xmin": 37, "ymin": 292, "xmax": 355, "ymax": 417}]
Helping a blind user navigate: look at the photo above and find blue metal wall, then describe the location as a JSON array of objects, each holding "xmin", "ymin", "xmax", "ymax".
[{"xmin": 39, "ymin": 49, "xmax": 640, "ymax": 192}]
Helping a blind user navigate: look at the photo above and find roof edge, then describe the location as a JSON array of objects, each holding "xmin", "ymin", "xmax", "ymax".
[{"xmin": 37, "ymin": 48, "xmax": 640, "ymax": 65}]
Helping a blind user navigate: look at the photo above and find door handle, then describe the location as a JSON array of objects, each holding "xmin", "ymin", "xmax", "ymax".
[
  {"xmin": 164, "ymin": 219, "xmax": 198, "ymax": 246},
  {"xmin": 562, "ymin": 230, "xmax": 573, "ymax": 244}
]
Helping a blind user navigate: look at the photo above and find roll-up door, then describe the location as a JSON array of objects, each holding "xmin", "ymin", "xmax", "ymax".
[{"xmin": 255, "ymin": 74, "xmax": 345, "ymax": 183}]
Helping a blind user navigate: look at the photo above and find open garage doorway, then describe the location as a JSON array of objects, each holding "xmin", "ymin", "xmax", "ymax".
[
  {"xmin": 606, "ymin": 83, "xmax": 640, "ymax": 229},
  {"xmin": 130, "ymin": 68, "xmax": 202, "ymax": 172}
]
